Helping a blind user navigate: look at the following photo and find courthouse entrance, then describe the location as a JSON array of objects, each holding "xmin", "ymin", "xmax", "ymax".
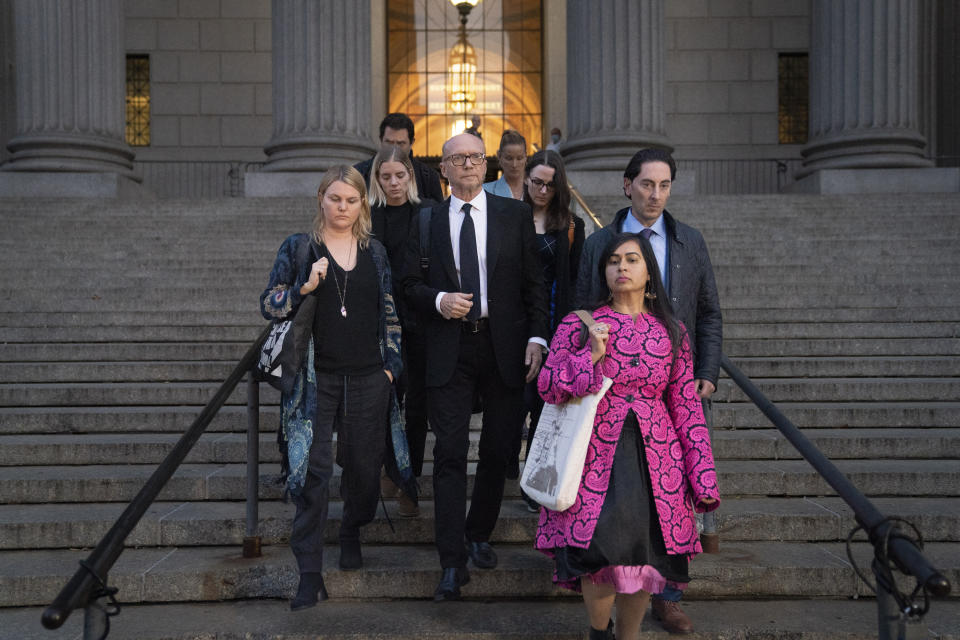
[{"xmin": 386, "ymin": 0, "xmax": 543, "ymax": 158}]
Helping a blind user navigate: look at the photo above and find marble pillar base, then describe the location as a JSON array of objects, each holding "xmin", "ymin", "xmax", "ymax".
[
  {"xmin": 0, "ymin": 172, "xmax": 146, "ymax": 198},
  {"xmin": 786, "ymin": 168, "xmax": 960, "ymax": 194},
  {"xmin": 244, "ymin": 171, "xmax": 325, "ymax": 197}
]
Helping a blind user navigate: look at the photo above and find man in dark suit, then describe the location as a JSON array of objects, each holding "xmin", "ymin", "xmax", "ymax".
[
  {"xmin": 402, "ymin": 132, "xmax": 548, "ymax": 602},
  {"xmin": 354, "ymin": 112, "xmax": 445, "ymax": 202}
]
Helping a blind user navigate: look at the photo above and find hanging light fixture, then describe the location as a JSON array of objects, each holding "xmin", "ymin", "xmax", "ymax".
[{"xmin": 448, "ymin": 0, "xmax": 480, "ymax": 135}]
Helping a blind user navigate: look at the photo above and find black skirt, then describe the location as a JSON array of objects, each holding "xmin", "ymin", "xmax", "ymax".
[{"xmin": 553, "ymin": 411, "xmax": 690, "ymax": 586}]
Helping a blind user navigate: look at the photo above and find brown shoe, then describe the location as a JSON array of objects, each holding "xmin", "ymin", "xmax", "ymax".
[
  {"xmin": 380, "ymin": 472, "xmax": 400, "ymax": 497},
  {"xmin": 652, "ymin": 598, "xmax": 694, "ymax": 634},
  {"xmin": 397, "ymin": 490, "xmax": 420, "ymax": 518}
]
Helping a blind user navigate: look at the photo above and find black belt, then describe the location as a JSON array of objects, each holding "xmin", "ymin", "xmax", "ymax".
[{"xmin": 461, "ymin": 317, "xmax": 489, "ymax": 333}]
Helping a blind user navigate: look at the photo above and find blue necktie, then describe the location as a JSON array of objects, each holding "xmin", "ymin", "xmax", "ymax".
[
  {"xmin": 459, "ymin": 203, "xmax": 481, "ymax": 321},
  {"xmin": 639, "ymin": 228, "xmax": 654, "ymax": 240}
]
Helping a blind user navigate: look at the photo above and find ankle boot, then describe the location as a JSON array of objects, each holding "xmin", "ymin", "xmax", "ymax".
[
  {"xmin": 339, "ymin": 538, "xmax": 362, "ymax": 570},
  {"xmin": 588, "ymin": 619, "xmax": 614, "ymax": 639},
  {"xmin": 290, "ymin": 572, "xmax": 328, "ymax": 611}
]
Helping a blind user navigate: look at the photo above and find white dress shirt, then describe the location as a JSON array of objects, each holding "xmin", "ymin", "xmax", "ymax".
[
  {"xmin": 435, "ymin": 190, "xmax": 546, "ymax": 348},
  {"xmin": 434, "ymin": 190, "xmax": 490, "ymax": 317},
  {"xmin": 623, "ymin": 209, "xmax": 668, "ymax": 287}
]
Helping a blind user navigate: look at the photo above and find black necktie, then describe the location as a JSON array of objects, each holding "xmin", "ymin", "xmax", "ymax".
[{"xmin": 458, "ymin": 203, "xmax": 481, "ymax": 321}]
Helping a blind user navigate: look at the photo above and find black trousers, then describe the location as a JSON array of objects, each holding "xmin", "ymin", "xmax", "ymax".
[
  {"xmin": 399, "ymin": 329, "xmax": 429, "ymax": 477},
  {"xmin": 428, "ymin": 326, "xmax": 525, "ymax": 568},
  {"xmin": 289, "ymin": 369, "xmax": 391, "ymax": 573}
]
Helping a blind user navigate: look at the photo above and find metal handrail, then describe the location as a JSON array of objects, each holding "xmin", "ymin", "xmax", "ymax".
[
  {"xmin": 720, "ymin": 354, "xmax": 951, "ymax": 638},
  {"xmin": 567, "ymin": 183, "xmax": 604, "ymax": 229},
  {"xmin": 41, "ymin": 325, "xmax": 272, "ymax": 631}
]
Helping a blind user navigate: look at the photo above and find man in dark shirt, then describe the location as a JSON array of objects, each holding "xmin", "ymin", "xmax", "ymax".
[{"xmin": 354, "ymin": 113, "xmax": 444, "ymax": 202}]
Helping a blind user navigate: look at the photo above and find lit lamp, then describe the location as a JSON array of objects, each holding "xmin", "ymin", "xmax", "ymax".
[{"xmin": 448, "ymin": 0, "xmax": 480, "ymax": 135}]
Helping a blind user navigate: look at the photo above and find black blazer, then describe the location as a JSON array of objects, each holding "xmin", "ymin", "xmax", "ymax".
[{"xmin": 402, "ymin": 193, "xmax": 548, "ymax": 389}]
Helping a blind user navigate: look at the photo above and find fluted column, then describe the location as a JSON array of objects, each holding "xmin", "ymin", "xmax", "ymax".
[
  {"xmin": 799, "ymin": 0, "xmax": 933, "ymax": 176},
  {"xmin": 562, "ymin": 0, "xmax": 670, "ymax": 170},
  {"xmin": 260, "ymin": 0, "xmax": 376, "ymax": 172},
  {"xmin": 2, "ymin": 0, "xmax": 135, "ymax": 178}
]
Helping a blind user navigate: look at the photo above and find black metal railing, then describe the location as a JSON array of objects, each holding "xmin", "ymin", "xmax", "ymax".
[
  {"xmin": 720, "ymin": 354, "xmax": 951, "ymax": 639},
  {"xmin": 41, "ymin": 329, "xmax": 952, "ymax": 638},
  {"xmin": 41, "ymin": 325, "xmax": 272, "ymax": 633}
]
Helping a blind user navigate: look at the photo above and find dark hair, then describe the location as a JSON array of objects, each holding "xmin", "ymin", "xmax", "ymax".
[
  {"xmin": 623, "ymin": 148, "xmax": 677, "ymax": 182},
  {"xmin": 497, "ymin": 129, "xmax": 527, "ymax": 153},
  {"xmin": 523, "ymin": 149, "xmax": 571, "ymax": 233},
  {"xmin": 591, "ymin": 232, "xmax": 682, "ymax": 364},
  {"xmin": 379, "ymin": 113, "xmax": 415, "ymax": 143}
]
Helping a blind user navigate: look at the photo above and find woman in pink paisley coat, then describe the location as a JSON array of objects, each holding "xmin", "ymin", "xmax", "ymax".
[{"xmin": 535, "ymin": 232, "xmax": 720, "ymax": 640}]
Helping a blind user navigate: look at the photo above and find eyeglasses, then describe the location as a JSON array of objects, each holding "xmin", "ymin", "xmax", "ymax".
[
  {"xmin": 529, "ymin": 177, "xmax": 556, "ymax": 191},
  {"xmin": 444, "ymin": 153, "xmax": 486, "ymax": 166}
]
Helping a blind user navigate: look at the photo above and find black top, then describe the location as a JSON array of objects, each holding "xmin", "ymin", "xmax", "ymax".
[
  {"xmin": 312, "ymin": 243, "xmax": 382, "ymax": 375},
  {"xmin": 536, "ymin": 231, "xmax": 561, "ymax": 332}
]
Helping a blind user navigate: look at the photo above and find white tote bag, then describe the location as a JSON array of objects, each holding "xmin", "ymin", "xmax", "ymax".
[{"xmin": 521, "ymin": 310, "xmax": 612, "ymax": 511}]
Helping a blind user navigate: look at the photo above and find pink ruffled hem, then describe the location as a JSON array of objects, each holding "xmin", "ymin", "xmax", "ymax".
[
  {"xmin": 584, "ymin": 564, "xmax": 667, "ymax": 595},
  {"xmin": 553, "ymin": 563, "xmax": 689, "ymax": 595}
]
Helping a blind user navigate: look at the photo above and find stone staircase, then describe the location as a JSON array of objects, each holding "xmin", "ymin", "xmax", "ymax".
[{"xmin": 0, "ymin": 194, "xmax": 958, "ymax": 639}]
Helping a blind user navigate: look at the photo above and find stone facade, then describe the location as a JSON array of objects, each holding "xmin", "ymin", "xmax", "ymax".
[{"xmin": 0, "ymin": 0, "xmax": 955, "ymax": 197}]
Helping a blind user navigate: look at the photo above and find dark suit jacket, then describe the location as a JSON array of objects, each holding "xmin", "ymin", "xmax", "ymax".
[
  {"xmin": 355, "ymin": 154, "xmax": 445, "ymax": 203},
  {"xmin": 402, "ymin": 193, "xmax": 548, "ymax": 389}
]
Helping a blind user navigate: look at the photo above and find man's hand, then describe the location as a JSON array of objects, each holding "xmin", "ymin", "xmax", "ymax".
[
  {"xmin": 524, "ymin": 342, "xmax": 543, "ymax": 383},
  {"xmin": 439, "ymin": 292, "xmax": 473, "ymax": 319},
  {"xmin": 694, "ymin": 378, "xmax": 716, "ymax": 399}
]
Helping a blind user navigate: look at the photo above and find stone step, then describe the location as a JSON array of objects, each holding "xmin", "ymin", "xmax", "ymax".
[
  {"xmin": 713, "ymin": 401, "xmax": 960, "ymax": 429},
  {"xmin": 714, "ymin": 378, "xmax": 958, "ymax": 403},
  {"xmin": 4, "ymin": 355, "xmax": 957, "ymax": 384},
  {"xmin": 2, "ymin": 496, "xmax": 957, "ymax": 551},
  {"xmin": 1, "ymin": 400, "xmax": 953, "ymax": 436},
  {"xmin": 0, "ymin": 325, "xmax": 262, "ymax": 343},
  {"xmin": 723, "ymin": 323, "xmax": 960, "ymax": 339},
  {"xmin": 0, "ymin": 405, "xmax": 280, "ymax": 434},
  {"xmin": 2, "ymin": 306, "xmax": 959, "ymax": 328},
  {"xmin": 7, "ymin": 599, "xmax": 958, "ymax": 640},
  {"xmin": 723, "ymin": 356, "xmax": 960, "ymax": 378},
  {"xmin": 1, "ymin": 459, "xmax": 956, "ymax": 505},
  {"xmin": 0, "ymin": 381, "xmax": 281, "ymax": 407},
  {"xmin": 2, "ymin": 427, "xmax": 956, "ymax": 467},
  {"xmin": 0, "ymin": 361, "xmax": 242, "ymax": 384},
  {"xmin": 5, "ymin": 320, "xmax": 958, "ymax": 345},
  {"xmin": 2, "ymin": 541, "xmax": 957, "ymax": 608},
  {"xmin": 0, "ymin": 341, "xmax": 250, "ymax": 362},
  {"xmin": 722, "ymin": 337, "xmax": 960, "ymax": 357},
  {"xmin": 4, "ymin": 376, "xmax": 956, "ymax": 408}
]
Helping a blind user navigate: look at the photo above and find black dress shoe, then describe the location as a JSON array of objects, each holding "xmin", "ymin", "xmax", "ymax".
[
  {"xmin": 290, "ymin": 572, "xmax": 328, "ymax": 611},
  {"xmin": 339, "ymin": 538, "xmax": 362, "ymax": 570},
  {"xmin": 466, "ymin": 540, "xmax": 498, "ymax": 569},
  {"xmin": 433, "ymin": 567, "xmax": 470, "ymax": 602}
]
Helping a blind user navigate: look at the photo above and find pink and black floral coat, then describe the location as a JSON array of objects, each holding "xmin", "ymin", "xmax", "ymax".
[{"xmin": 534, "ymin": 307, "xmax": 720, "ymax": 557}]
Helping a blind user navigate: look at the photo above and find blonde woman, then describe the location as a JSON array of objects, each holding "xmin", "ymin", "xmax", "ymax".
[
  {"xmin": 259, "ymin": 165, "xmax": 409, "ymax": 610},
  {"xmin": 369, "ymin": 145, "xmax": 438, "ymax": 511}
]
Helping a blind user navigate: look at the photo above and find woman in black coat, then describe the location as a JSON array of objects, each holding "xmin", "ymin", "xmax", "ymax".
[
  {"xmin": 368, "ymin": 144, "xmax": 437, "ymax": 515},
  {"xmin": 517, "ymin": 149, "xmax": 585, "ymax": 510}
]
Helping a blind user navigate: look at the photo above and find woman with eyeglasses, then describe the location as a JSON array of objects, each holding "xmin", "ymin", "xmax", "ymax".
[
  {"xmin": 483, "ymin": 129, "xmax": 527, "ymax": 200},
  {"xmin": 515, "ymin": 149, "xmax": 585, "ymax": 511}
]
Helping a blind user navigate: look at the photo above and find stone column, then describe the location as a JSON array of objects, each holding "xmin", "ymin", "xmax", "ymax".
[
  {"xmin": 799, "ymin": 0, "xmax": 932, "ymax": 176},
  {"xmin": 259, "ymin": 0, "xmax": 375, "ymax": 172},
  {"xmin": 2, "ymin": 0, "xmax": 137, "ymax": 184},
  {"xmin": 562, "ymin": 0, "xmax": 670, "ymax": 172}
]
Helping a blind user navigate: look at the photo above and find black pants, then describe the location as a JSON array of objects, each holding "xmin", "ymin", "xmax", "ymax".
[
  {"xmin": 289, "ymin": 369, "xmax": 391, "ymax": 573},
  {"xmin": 399, "ymin": 329, "xmax": 428, "ymax": 477},
  {"xmin": 428, "ymin": 326, "xmax": 525, "ymax": 568}
]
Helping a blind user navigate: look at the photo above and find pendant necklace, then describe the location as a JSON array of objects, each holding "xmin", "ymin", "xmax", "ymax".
[{"xmin": 329, "ymin": 241, "xmax": 353, "ymax": 318}]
